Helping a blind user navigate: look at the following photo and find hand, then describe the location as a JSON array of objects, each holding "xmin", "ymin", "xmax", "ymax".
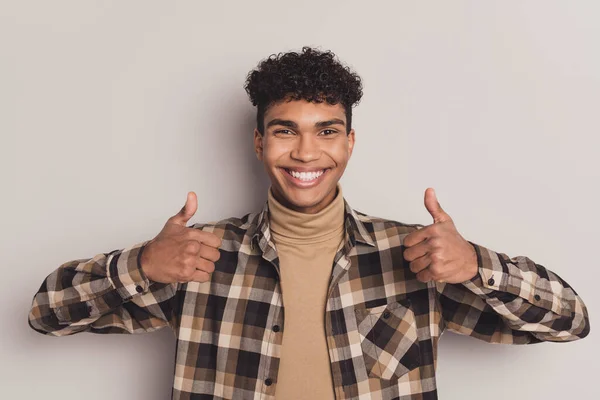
[
  {"xmin": 140, "ymin": 192, "xmax": 222, "ymax": 284},
  {"xmin": 403, "ymin": 188, "xmax": 478, "ymax": 284}
]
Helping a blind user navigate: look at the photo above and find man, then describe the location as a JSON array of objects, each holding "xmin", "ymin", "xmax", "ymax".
[{"xmin": 28, "ymin": 47, "xmax": 590, "ymax": 400}]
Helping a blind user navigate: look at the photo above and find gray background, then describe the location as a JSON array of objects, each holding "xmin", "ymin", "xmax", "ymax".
[{"xmin": 1, "ymin": 0, "xmax": 598, "ymax": 398}]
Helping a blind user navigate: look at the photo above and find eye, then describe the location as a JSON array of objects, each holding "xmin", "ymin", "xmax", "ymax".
[
  {"xmin": 320, "ymin": 129, "xmax": 337, "ymax": 136},
  {"xmin": 275, "ymin": 129, "xmax": 294, "ymax": 135}
]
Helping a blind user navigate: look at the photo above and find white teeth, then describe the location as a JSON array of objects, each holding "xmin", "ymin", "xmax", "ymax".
[{"xmin": 288, "ymin": 169, "xmax": 325, "ymax": 181}]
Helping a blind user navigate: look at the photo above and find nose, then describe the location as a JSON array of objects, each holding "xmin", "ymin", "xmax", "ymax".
[{"xmin": 291, "ymin": 135, "xmax": 321, "ymax": 162}]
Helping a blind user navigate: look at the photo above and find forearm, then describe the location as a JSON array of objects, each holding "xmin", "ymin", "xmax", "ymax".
[
  {"xmin": 461, "ymin": 241, "xmax": 590, "ymax": 341},
  {"xmin": 28, "ymin": 240, "xmax": 178, "ymax": 336}
]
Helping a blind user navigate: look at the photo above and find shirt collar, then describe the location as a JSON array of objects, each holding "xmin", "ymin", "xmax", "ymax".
[{"xmin": 250, "ymin": 195, "xmax": 376, "ymax": 253}]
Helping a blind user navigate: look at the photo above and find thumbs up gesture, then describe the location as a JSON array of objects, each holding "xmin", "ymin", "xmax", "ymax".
[
  {"xmin": 403, "ymin": 188, "xmax": 478, "ymax": 284},
  {"xmin": 140, "ymin": 192, "xmax": 222, "ymax": 284}
]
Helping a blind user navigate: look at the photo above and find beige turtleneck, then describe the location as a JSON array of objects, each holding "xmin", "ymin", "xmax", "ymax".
[{"xmin": 268, "ymin": 183, "xmax": 345, "ymax": 400}]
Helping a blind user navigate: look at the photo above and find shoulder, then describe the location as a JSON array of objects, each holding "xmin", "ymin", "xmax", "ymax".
[
  {"xmin": 188, "ymin": 211, "xmax": 261, "ymax": 241},
  {"xmin": 352, "ymin": 208, "xmax": 426, "ymax": 238}
]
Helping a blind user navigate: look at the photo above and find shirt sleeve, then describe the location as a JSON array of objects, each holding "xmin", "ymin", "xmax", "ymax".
[
  {"xmin": 27, "ymin": 240, "xmax": 180, "ymax": 337},
  {"xmin": 435, "ymin": 240, "xmax": 590, "ymax": 344}
]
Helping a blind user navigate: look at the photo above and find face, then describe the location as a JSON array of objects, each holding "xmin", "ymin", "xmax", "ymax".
[{"xmin": 254, "ymin": 99, "xmax": 355, "ymax": 214}]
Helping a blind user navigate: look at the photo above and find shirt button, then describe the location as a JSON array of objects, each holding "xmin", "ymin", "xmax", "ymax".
[
  {"xmin": 534, "ymin": 294, "xmax": 541, "ymax": 301},
  {"xmin": 135, "ymin": 285, "xmax": 144, "ymax": 293},
  {"xmin": 487, "ymin": 278, "xmax": 495, "ymax": 286},
  {"xmin": 265, "ymin": 378, "xmax": 273, "ymax": 386},
  {"xmin": 272, "ymin": 325, "xmax": 280, "ymax": 332},
  {"xmin": 382, "ymin": 311, "xmax": 391, "ymax": 319}
]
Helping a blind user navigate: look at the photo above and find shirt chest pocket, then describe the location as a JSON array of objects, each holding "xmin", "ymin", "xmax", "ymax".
[{"xmin": 354, "ymin": 298, "xmax": 421, "ymax": 381}]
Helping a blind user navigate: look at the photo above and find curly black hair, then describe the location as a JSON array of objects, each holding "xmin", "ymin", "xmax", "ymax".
[{"xmin": 244, "ymin": 46, "xmax": 363, "ymax": 134}]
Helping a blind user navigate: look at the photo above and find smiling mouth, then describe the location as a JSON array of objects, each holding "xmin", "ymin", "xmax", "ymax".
[{"xmin": 282, "ymin": 168, "xmax": 330, "ymax": 182}]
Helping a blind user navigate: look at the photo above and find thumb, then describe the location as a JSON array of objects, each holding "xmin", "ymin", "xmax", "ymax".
[
  {"xmin": 170, "ymin": 191, "xmax": 198, "ymax": 226},
  {"xmin": 424, "ymin": 188, "xmax": 450, "ymax": 224}
]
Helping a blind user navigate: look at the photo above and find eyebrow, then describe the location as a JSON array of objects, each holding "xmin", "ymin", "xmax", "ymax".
[
  {"xmin": 315, "ymin": 118, "xmax": 346, "ymax": 128},
  {"xmin": 266, "ymin": 119, "xmax": 298, "ymax": 129},
  {"xmin": 266, "ymin": 118, "xmax": 346, "ymax": 129}
]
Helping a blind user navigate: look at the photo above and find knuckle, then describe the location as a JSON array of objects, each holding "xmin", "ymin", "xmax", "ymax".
[
  {"xmin": 180, "ymin": 264, "xmax": 195, "ymax": 278},
  {"xmin": 429, "ymin": 264, "xmax": 442, "ymax": 276},
  {"xmin": 185, "ymin": 240, "xmax": 201, "ymax": 254},
  {"xmin": 182, "ymin": 256, "xmax": 196, "ymax": 268}
]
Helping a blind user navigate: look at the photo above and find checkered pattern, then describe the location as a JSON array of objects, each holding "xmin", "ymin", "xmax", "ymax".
[{"xmin": 28, "ymin": 198, "xmax": 590, "ymax": 399}]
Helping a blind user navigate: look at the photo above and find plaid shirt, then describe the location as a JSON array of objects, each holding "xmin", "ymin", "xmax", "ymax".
[{"xmin": 28, "ymin": 197, "xmax": 590, "ymax": 399}]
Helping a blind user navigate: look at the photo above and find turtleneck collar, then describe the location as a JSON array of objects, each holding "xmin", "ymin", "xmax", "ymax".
[{"xmin": 267, "ymin": 183, "xmax": 345, "ymax": 245}]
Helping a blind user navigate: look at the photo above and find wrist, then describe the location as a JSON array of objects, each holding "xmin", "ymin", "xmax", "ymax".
[
  {"xmin": 467, "ymin": 241, "xmax": 479, "ymax": 280},
  {"xmin": 139, "ymin": 239, "xmax": 155, "ymax": 281}
]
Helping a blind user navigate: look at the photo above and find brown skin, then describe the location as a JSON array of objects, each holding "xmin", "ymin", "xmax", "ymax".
[
  {"xmin": 253, "ymin": 99, "xmax": 355, "ymax": 214},
  {"xmin": 403, "ymin": 188, "xmax": 479, "ymax": 284},
  {"xmin": 140, "ymin": 192, "xmax": 222, "ymax": 284}
]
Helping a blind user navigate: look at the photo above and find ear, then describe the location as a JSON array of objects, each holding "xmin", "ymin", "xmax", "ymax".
[
  {"xmin": 253, "ymin": 128, "xmax": 264, "ymax": 161},
  {"xmin": 347, "ymin": 129, "xmax": 356, "ymax": 159}
]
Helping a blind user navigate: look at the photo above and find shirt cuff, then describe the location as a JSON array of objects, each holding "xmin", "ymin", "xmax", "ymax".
[
  {"xmin": 461, "ymin": 240, "xmax": 503, "ymax": 294},
  {"xmin": 461, "ymin": 240, "xmax": 572, "ymax": 317},
  {"xmin": 107, "ymin": 240, "xmax": 153, "ymax": 300}
]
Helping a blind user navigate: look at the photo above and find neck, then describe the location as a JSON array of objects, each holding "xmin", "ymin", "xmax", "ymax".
[
  {"xmin": 271, "ymin": 186, "xmax": 338, "ymax": 214},
  {"xmin": 267, "ymin": 183, "xmax": 345, "ymax": 242}
]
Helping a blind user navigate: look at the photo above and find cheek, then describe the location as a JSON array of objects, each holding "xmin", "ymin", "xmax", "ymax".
[
  {"xmin": 267, "ymin": 143, "xmax": 294, "ymax": 162},
  {"xmin": 262, "ymin": 148, "xmax": 286, "ymax": 172},
  {"xmin": 328, "ymin": 145, "xmax": 350, "ymax": 164}
]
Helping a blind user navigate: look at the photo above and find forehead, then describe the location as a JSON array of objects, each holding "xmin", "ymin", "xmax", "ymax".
[{"xmin": 264, "ymin": 100, "xmax": 346, "ymax": 125}]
